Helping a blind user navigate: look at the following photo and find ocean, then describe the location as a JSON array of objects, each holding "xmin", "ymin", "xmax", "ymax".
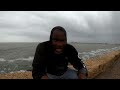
[{"xmin": 0, "ymin": 42, "xmax": 120, "ymax": 74}]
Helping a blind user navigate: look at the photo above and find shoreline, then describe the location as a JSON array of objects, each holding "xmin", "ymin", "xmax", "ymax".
[
  {"xmin": 84, "ymin": 50, "xmax": 120, "ymax": 79},
  {"xmin": 0, "ymin": 71, "xmax": 32, "ymax": 79},
  {"xmin": 0, "ymin": 50, "xmax": 120, "ymax": 79}
]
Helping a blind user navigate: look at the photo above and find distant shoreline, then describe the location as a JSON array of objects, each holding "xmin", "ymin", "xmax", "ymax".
[{"xmin": 0, "ymin": 42, "xmax": 120, "ymax": 45}]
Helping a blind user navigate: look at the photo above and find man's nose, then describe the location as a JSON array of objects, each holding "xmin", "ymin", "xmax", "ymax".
[{"xmin": 56, "ymin": 41, "xmax": 63, "ymax": 46}]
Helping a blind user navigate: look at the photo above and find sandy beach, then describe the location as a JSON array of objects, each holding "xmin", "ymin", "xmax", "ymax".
[
  {"xmin": 0, "ymin": 50, "xmax": 120, "ymax": 79},
  {"xmin": 95, "ymin": 57, "xmax": 120, "ymax": 79},
  {"xmin": 85, "ymin": 50, "xmax": 120, "ymax": 79},
  {"xmin": 0, "ymin": 71, "xmax": 32, "ymax": 79}
]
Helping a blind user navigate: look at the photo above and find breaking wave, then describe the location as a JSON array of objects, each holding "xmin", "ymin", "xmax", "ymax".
[
  {"xmin": 1, "ymin": 47, "xmax": 120, "ymax": 62},
  {"xmin": 0, "ymin": 56, "xmax": 34, "ymax": 62},
  {"xmin": 0, "ymin": 56, "xmax": 33, "ymax": 74},
  {"xmin": 79, "ymin": 46, "xmax": 120, "ymax": 60},
  {"xmin": 0, "ymin": 46, "xmax": 120, "ymax": 74}
]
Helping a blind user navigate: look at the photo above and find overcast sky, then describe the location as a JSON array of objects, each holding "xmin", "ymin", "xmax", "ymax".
[{"xmin": 0, "ymin": 11, "xmax": 120, "ymax": 44}]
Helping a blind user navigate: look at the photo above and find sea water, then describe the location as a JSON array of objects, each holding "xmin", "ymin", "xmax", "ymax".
[{"xmin": 0, "ymin": 42, "xmax": 120, "ymax": 74}]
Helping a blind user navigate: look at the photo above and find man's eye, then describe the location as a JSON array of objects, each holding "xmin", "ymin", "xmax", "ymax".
[
  {"xmin": 60, "ymin": 40, "xmax": 65, "ymax": 42},
  {"xmin": 53, "ymin": 39, "xmax": 65, "ymax": 42},
  {"xmin": 53, "ymin": 40, "xmax": 57, "ymax": 42}
]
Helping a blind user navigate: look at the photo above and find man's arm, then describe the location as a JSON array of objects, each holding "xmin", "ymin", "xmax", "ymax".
[
  {"xmin": 32, "ymin": 43, "xmax": 48, "ymax": 79},
  {"xmin": 68, "ymin": 45, "xmax": 88, "ymax": 79}
]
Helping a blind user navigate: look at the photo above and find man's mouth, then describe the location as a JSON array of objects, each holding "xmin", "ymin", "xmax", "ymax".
[
  {"xmin": 55, "ymin": 48, "xmax": 63, "ymax": 54},
  {"xmin": 56, "ymin": 48, "xmax": 62, "ymax": 52}
]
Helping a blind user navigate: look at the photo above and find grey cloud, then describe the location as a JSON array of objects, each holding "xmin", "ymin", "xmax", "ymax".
[{"xmin": 0, "ymin": 11, "xmax": 120, "ymax": 43}]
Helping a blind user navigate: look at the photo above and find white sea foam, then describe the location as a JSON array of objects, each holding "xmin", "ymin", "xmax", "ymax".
[
  {"xmin": 0, "ymin": 56, "xmax": 34, "ymax": 62},
  {"xmin": 15, "ymin": 56, "xmax": 33, "ymax": 61},
  {"xmin": 0, "ymin": 70, "xmax": 5, "ymax": 73},
  {"xmin": 9, "ymin": 70, "xmax": 27, "ymax": 74},
  {"xmin": 0, "ymin": 58, "xmax": 6, "ymax": 61},
  {"xmin": 16, "ymin": 70, "xmax": 26, "ymax": 73},
  {"xmin": 7, "ymin": 56, "xmax": 34, "ymax": 62},
  {"xmin": 79, "ymin": 46, "xmax": 120, "ymax": 60}
]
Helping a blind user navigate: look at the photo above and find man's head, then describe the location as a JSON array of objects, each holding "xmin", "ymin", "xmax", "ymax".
[{"xmin": 50, "ymin": 26, "xmax": 67, "ymax": 54}]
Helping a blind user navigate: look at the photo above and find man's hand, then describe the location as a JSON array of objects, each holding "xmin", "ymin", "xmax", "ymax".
[
  {"xmin": 78, "ymin": 67, "xmax": 88, "ymax": 79},
  {"xmin": 78, "ymin": 73, "xmax": 87, "ymax": 79},
  {"xmin": 41, "ymin": 75, "xmax": 49, "ymax": 79}
]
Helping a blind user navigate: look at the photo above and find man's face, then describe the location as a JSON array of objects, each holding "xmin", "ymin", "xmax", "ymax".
[{"xmin": 52, "ymin": 30, "xmax": 67, "ymax": 54}]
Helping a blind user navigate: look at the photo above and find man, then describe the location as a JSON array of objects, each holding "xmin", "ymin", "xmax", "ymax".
[{"xmin": 32, "ymin": 26, "xmax": 88, "ymax": 79}]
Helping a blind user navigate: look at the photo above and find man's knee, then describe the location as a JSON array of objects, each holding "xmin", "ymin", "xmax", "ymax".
[{"xmin": 63, "ymin": 68, "xmax": 78, "ymax": 79}]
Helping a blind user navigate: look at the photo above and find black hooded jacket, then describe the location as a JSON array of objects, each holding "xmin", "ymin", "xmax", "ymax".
[
  {"xmin": 32, "ymin": 41, "xmax": 86, "ymax": 79},
  {"xmin": 32, "ymin": 26, "xmax": 87, "ymax": 79}
]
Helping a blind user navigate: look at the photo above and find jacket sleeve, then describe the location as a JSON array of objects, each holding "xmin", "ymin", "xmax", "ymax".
[
  {"xmin": 68, "ymin": 45, "xmax": 88, "ymax": 75},
  {"xmin": 32, "ymin": 43, "xmax": 47, "ymax": 79}
]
